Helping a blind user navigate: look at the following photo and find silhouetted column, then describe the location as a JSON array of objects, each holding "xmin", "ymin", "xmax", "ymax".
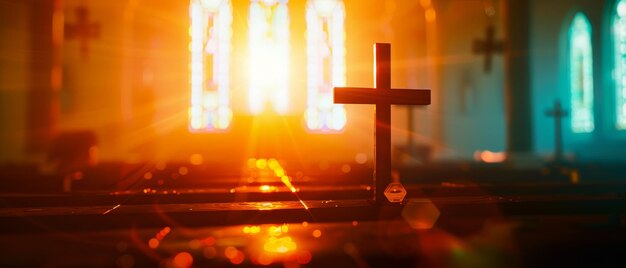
[
  {"xmin": 503, "ymin": 0, "xmax": 532, "ymax": 155},
  {"xmin": 26, "ymin": 0, "xmax": 61, "ymax": 152}
]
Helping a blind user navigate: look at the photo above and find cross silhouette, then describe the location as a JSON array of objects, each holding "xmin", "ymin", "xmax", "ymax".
[
  {"xmin": 545, "ymin": 100, "xmax": 568, "ymax": 162},
  {"xmin": 65, "ymin": 6, "xmax": 100, "ymax": 60},
  {"xmin": 334, "ymin": 43, "xmax": 431, "ymax": 204},
  {"xmin": 473, "ymin": 25, "xmax": 504, "ymax": 73}
]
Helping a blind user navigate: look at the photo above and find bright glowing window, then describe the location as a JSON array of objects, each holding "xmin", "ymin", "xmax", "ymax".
[
  {"xmin": 189, "ymin": 0, "xmax": 233, "ymax": 131},
  {"xmin": 305, "ymin": 0, "xmax": 347, "ymax": 132},
  {"xmin": 614, "ymin": 0, "xmax": 626, "ymax": 130},
  {"xmin": 569, "ymin": 13, "xmax": 595, "ymax": 133},
  {"xmin": 249, "ymin": 0, "xmax": 290, "ymax": 114}
]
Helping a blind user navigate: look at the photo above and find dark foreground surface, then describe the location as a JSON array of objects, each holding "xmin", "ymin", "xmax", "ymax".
[{"xmin": 1, "ymin": 187, "xmax": 626, "ymax": 267}]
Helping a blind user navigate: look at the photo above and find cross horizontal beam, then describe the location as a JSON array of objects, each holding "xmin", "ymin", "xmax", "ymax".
[{"xmin": 334, "ymin": 87, "xmax": 431, "ymax": 105}]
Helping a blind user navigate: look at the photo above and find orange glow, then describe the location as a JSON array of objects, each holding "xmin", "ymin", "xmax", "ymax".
[
  {"xmin": 229, "ymin": 251, "xmax": 245, "ymax": 264},
  {"xmin": 312, "ymin": 229, "xmax": 322, "ymax": 238},
  {"xmin": 224, "ymin": 246, "xmax": 238, "ymax": 259},
  {"xmin": 425, "ymin": 8, "xmax": 437, "ymax": 22},
  {"xmin": 305, "ymin": 0, "xmax": 347, "ymax": 132},
  {"xmin": 189, "ymin": 154, "xmax": 204, "ymax": 165},
  {"xmin": 189, "ymin": 0, "xmax": 232, "ymax": 131},
  {"xmin": 225, "ymin": 247, "xmax": 245, "ymax": 264},
  {"xmin": 203, "ymin": 247, "xmax": 217, "ymax": 259},
  {"xmin": 355, "ymin": 153, "xmax": 367, "ymax": 164},
  {"xmin": 148, "ymin": 238, "xmax": 159, "ymax": 249},
  {"xmin": 341, "ymin": 164, "xmax": 351, "ymax": 173},
  {"xmin": 243, "ymin": 225, "xmax": 261, "ymax": 234},
  {"xmin": 267, "ymin": 158, "xmax": 280, "ymax": 170},
  {"xmin": 259, "ymin": 185, "xmax": 276, "ymax": 193},
  {"xmin": 267, "ymin": 224, "xmax": 288, "ymax": 236},
  {"xmin": 178, "ymin": 166, "xmax": 189, "ymax": 175},
  {"xmin": 281, "ymin": 176, "xmax": 297, "ymax": 193},
  {"xmin": 249, "ymin": 0, "xmax": 290, "ymax": 114},
  {"xmin": 401, "ymin": 199, "xmax": 441, "ymax": 229},
  {"xmin": 255, "ymin": 158, "xmax": 268, "ymax": 169},
  {"xmin": 203, "ymin": 236, "xmax": 215, "ymax": 246},
  {"xmin": 263, "ymin": 236, "xmax": 297, "ymax": 253},
  {"xmin": 257, "ymin": 252, "xmax": 273, "ymax": 265},
  {"xmin": 247, "ymin": 158, "xmax": 256, "ymax": 168},
  {"xmin": 173, "ymin": 252, "xmax": 193, "ymax": 268},
  {"xmin": 296, "ymin": 251, "xmax": 312, "ymax": 264},
  {"xmin": 474, "ymin": 150, "xmax": 507, "ymax": 163}
]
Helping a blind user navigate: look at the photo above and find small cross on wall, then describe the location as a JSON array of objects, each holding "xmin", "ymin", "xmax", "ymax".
[
  {"xmin": 65, "ymin": 6, "xmax": 101, "ymax": 60},
  {"xmin": 334, "ymin": 43, "xmax": 431, "ymax": 205},
  {"xmin": 545, "ymin": 100, "xmax": 568, "ymax": 162},
  {"xmin": 473, "ymin": 24, "xmax": 504, "ymax": 73}
]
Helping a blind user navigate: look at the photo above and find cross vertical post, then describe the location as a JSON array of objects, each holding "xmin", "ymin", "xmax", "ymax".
[
  {"xmin": 334, "ymin": 43, "xmax": 431, "ymax": 205},
  {"xmin": 545, "ymin": 99, "xmax": 568, "ymax": 162},
  {"xmin": 374, "ymin": 43, "xmax": 392, "ymax": 204}
]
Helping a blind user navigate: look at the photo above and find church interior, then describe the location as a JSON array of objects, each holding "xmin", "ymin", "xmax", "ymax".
[{"xmin": 1, "ymin": 0, "xmax": 626, "ymax": 267}]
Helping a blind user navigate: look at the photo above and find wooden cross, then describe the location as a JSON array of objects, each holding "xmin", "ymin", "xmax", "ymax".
[
  {"xmin": 545, "ymin": 100, "xmax": 568, "ymax": 162},
  {"xmin": 65, "ymin": 6, "xmax": 100, "ymax": 60},
  {"xmin": 334, "ymin": 43, "xmax": 431, "ymax": 204},
  {"xmin": 472, "ymin": 24, "xmax": 504, "ymax": 73}
]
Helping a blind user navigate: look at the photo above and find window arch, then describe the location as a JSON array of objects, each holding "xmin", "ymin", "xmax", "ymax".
[
  {"xmin": 614, "ymin": 0, "xmax": 626, "ymax": 129},
  {"xmin": 569, "ymin": 13, "xmax": 595, "ymax": 133}
]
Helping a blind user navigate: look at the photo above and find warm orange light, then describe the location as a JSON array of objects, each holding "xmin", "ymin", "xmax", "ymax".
[
  {"xmin": 189, "ymin": 154, "xmax": 204, "ymax": 165},
  {"xmin": 296, "ymin": 250, "xmax": 312, "ymax": 264},
  {"xmin": 267, "ymin": 158, "xmax": 280, "ymax": 170},
  {"xmin": 306, "ymin": 0, "xmax": 347, "ymax": 132},
  {"xmin": 425, "ymin": 8, "xmax": 437, "ymax": 23},
  {"xmin": 355, "ymin": 153, "xmax": 367, "ymax": 164},
  {"xmin": 474, "ymin": 150, "xmax": 506, "ymax": 163},
  {"xmin": 312, "ymin": 229, "xmax": 322, "ymax": 238},
  {"xmin": 243, "ymin": 225, "xmax": 261, "ymax": 234},
  {"xmin": 249, "ymin": 0, "xmax": 289, "ymax": 114},
  {"xmin": 148, "ymin": 238, "xmax": 159, "ymax": 249},
  {"xmin": 178, "ymin": 166, "xmax": 189, "ymax": 175},
  {"xmin": 189, "ymin": 0, "xmax": 232, "ymax": 131},
  {"xmin": 255, "ymin": 158, "xmax": 268, "ymax": 169},
  {"xmin": 173, "ymin": 252, "xmax": 193, "ymax": 268},
  {"xmin": 257, "ymin": 252, "xmax": 274, "ymax": 265},
  {"xmin": 224, "ymin": 246, "xmax": 238, "ymax": 259},
  {"xmin": 259, "ymin": 185, "xmax": 277, "ymax": 193},
  {"xmin": 267, "ymin": 225, "xmax": 284, "ymax": 236},
  {"xmin": 263, "ymin": 236, "xmax": 297, "ymax": 253},
  {"xmin": 341, "ymin": 164, "xmax": 351, "ymax": 173},
  {"xmin": 281, "ymin": 176, "xmax": 297, "ymax": 193}
]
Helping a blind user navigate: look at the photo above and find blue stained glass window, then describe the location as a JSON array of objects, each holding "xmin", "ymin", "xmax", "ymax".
[
  {"xmin": 614, "ymin": 0, "xmax": 626, "ymax": 129},
  {"xmin": 569, "ymin": 13, "xmax": 595, "ymax": 133}
]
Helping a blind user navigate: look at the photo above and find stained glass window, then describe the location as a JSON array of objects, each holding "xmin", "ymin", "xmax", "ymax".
[
  {"xmin": 569, "ymin": 13, "xmax": 595, "ymax": 133},
  {"xmin": 249, "ymin": 0, "xmax": 290, "ymax": 114},
  {"xmin": 614, "ymin": 0, "xmax": 626, "ymax": 130},
  {"xmin": 305, "ymin": 0, "xmax": 347, "ymax": 132},
  {"xmin": 189, "ymin": 0, "xmax": 233, "ymax": 131}
]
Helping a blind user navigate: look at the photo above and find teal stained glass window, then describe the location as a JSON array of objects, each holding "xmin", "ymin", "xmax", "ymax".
[
  {"xmin": 614, "ymin": 0, "xmax": 626, "ymax": 129},
  {"xmin": 569, "ymin": 13, "xmax": 595, "ymax": 133}
]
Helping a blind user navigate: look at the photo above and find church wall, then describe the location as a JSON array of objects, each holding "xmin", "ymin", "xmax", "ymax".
[
  {"xmin": 59, "ymin": 0, "xmax": 127, "ymax": 160},
  {"xmin": 434, "ymin": 0, "xmax": 507, "ymax": 160},
  {"xmin": 530, "ymin": 0, "xmax": 626, "ymax": 162},
  {"xmin": 0, "ymin": 1, "xmax": 30, "ymax": 161}
]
